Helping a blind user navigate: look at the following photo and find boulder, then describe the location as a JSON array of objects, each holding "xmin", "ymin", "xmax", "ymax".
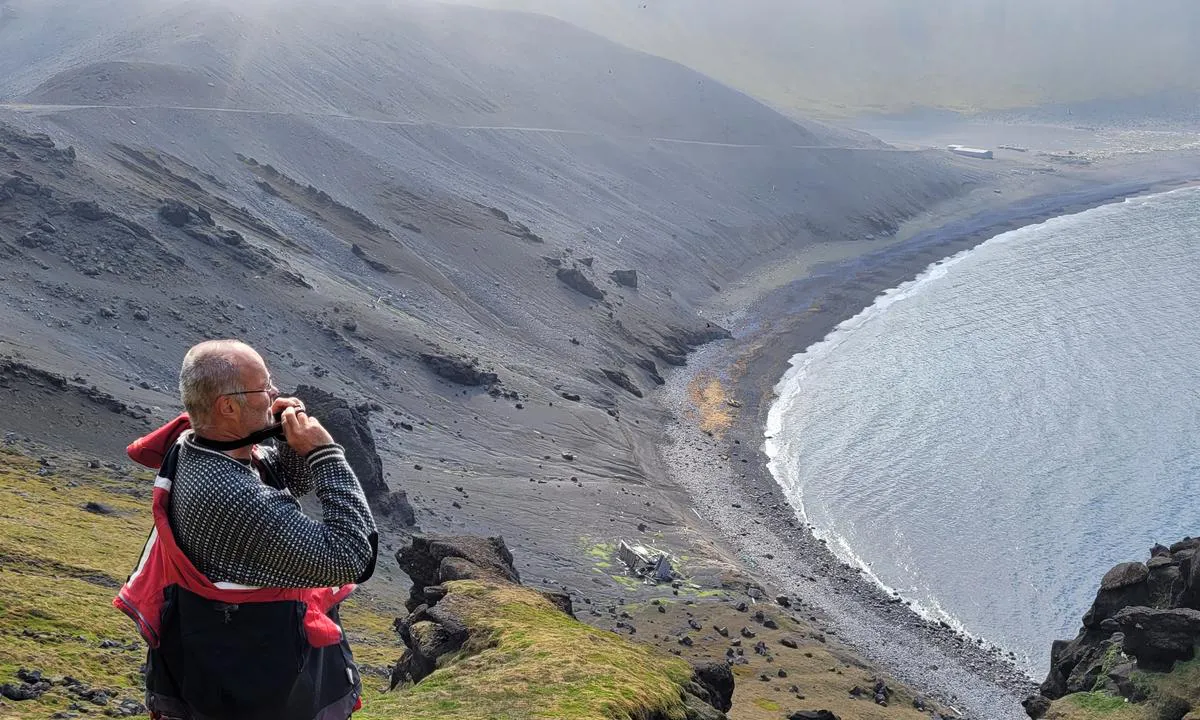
[
  {"xmin": 788, "ymin": 712, "xmax": 839, "ymax": 720},
  {"xmin": 556, "ymin": 267, "xmax": 605, "ymax": 300},
  {"xmin": 611, "ymin": 269, "xmax": 639, "ymax": 288},
  {"xmin": 376, "ymin": 490, "xmax": 417, "ymax": 526},
  {"xmin": 293, "ymin": 385, "xmax": 386, "ymax": 499},
  {"xmin": 1084, "ymin": 562, "xmax": 1150, "ymax": 628},
  {"xmin": 1114, "ymin": 606, "xmax": 1200, "ymax": 671},
  {"xmin": 70, "ymin": 200, "xmax": 107, "ymax": 221},
  {"xmin": 158, "ymin": 199, "xmax": 193, "ymax": 226},
  {"xmin": 397, "ymin": 534, "xmax": 520, "ymax": 610},
  {"xmin": 418, "ymin": 352, "xmax": 498, "ymax": 387},
  {"xmin": 1022, "ymin": 694, "xmax": 1051, "ymax": 719}
]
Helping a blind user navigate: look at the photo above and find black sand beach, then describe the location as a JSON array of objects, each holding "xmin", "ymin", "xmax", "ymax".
[{"xmin": 658, "ymin": 154, "xmax": 1200, "ymax": 719}]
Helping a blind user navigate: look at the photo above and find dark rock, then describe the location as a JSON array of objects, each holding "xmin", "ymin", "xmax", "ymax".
[
  {"xmin": 602, "ymin": 369, "xmax": 643, "ymax": 398},
  {"xmin": 1084, "ymin": 562, "xmax": 1151, "ymax": 629},
  {"xmin": 763, "ymin": 618, "xmax": 779, "ymax": 630},
  {"xmin": 560, "ymin": 392, "xmax": 581, "ymax": 402},
  {"xmin": 1169, "ymin": 538, "xmax": 1200, "ymax": 554},
  {"xmin": 158, "ymin": 200, "xmax": 193, "ymax": 227},
  {"xmin": 556, "ymin": 267, "xmax": 605, "ymax": 300},
  {"xmin": 690, "ymin": 662, "xmax": 734, "ymax": 712},
  {"xmin": 788, "ymin": 711, "xmax": 839, "ymax": 720},
  {"xmin": 70, "ymin": 200, "xmax": 107, "ymax": 221},
  {"xmin": 1, "ymin": 682, "xmax": 45, "ymax": 700},
  {"xmin": 419, "ymin": 353, "xmax": 498, "ymax": 387},
  {"xmin": 132, "ymin": 309, "xmax": 150, "ymax": 321},
  {"xmin": 396, "ymin": 534, "xmax": 519, "ymax": 611},
  {"xmin": 376, "ymin": 490, "xmax": 417, "ymax": 527},
  {"xmin": 539, "ymin": 591, "xmax": 574, "ymax": 618},
  {"xmin": 35, "ymin": 219, "xmax": 56, "ymax": 234},
  {"xmin": 740, "ymin": 627, "xmax": 755, "ymax": 638},
  {"xmin": 610, "ymin": 269, "xmax": 639, "ymax": 289},
  {"xmin": 1102, "ymin": 562, "xmax": 1150, "ymax": 591},
  {"xmin": 82, "ymin": 501, "xmax": 114, "ymax": 515},
  {"xmin": 293, "ymin": 385, "xmax": 387, "ymax": 499},
  {"xmin": 678, "ymin": 635, "xmax": 694, "ymax": 647},
  {"xmin": 776, "ymin": 595, "xmax": 792, "ymax": 608},
  {"xmin": 1114, "ymin": 606, "xmax": 1200, "ymax": 671},
  {"xmin": 780, "ymin": 637, "xmax": 798, "ymax": 649}
]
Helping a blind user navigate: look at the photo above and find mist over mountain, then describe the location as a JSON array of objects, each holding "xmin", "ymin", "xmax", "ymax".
[{"xmin": 455, "ymin": 0, "xmax": 1200, "ymax": 117}]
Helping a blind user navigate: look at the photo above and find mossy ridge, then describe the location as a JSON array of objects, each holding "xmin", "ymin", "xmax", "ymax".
[
  {"xmin": 1048, "ymin": 658, "xmax": 1200, "ymax": 720},
  {"xmin": 365, "ymin": 580, "xmax": 696, "ymax": 720}
]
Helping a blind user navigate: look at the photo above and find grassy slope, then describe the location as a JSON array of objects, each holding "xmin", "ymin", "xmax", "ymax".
[{"xmin": 0, "ymin": 448, "xmax": 697, "ymax": 720}]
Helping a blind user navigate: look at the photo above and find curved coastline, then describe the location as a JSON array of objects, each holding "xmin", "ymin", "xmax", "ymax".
[
  {"xmin": 761, "ymin": 182, "xmax": 1200, "ymax": 664},
  {"xmin": 660, "ymin": 169, "xmax": 1200, "ymax": 719}
]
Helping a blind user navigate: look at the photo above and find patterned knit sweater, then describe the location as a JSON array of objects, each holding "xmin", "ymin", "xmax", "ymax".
[{"xmin": 169, "ymin": 432, "xmax": 377, "ymax": 588}]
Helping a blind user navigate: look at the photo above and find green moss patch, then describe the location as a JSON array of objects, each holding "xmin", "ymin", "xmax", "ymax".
[{"xmin": 364, "ymin": 580, "xmax": 695, "ymax": 720}]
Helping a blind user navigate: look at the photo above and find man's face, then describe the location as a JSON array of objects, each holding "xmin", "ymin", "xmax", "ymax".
[{"xmin": 232, "ymin": 352, "xmax": 279, "ymax": 434}]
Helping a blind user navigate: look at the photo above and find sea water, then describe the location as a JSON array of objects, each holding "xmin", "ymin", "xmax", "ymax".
[{"xmin": 765, "ymin": 187, "xmax": 1200, "ymax": 674}]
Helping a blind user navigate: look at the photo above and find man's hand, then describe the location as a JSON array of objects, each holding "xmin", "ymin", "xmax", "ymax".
[
  {"xmin": 271, "ymin": 396, "xmax": 306, "ymax": 417},
  {"xmin": 280, "ymin": 406, "xmax": 335, "ymax": 457}
]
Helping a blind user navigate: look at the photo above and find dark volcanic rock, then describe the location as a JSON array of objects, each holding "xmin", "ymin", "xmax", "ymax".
[
  {"xmin": 70, "ymin": 200, "xmax": 107, "ymax": 221},
  {"xmin": 158, "ymin": 199, "xmax": 193, "ymax": 226},
  {"xmin": 1114, "ymin": 606, "xmax": 1200, "ymax": 671},
  {"xmin": 602, "ymin": 368, "xmax": 643, "ymax": 398},
  {"xmin": 293, "ymin": 385, "xmax": 386, "ymax": 499},
  {"xmin": 688, "ymin": 662, "xmax": 734, "ymax": 712},
  {"xmin": 1038, "ymin": 537, "xmax": 1200, "ymax": 707},
  {"xmin": 610, "ymin": 269, "xmax": 638, "ymax": 288},
  {"xmin": 419, "ymin": 352, "xmax": 498, "ymax": 387},
  {"xmin": 788, "ymin": 712, "xmax": 839, "ymax": 720},
  {"xmin": 376, "ymin": 490, "xmax": 417, "ymax": 527},
  {"xmin": 556, "ymin": 267, "xmax": 605, "ymax": 300},
  {"xmin": 396, "ymin": 534, "xmax": 521, "ymax": 611},
  {"xmin": 1021, "ymin": 693, "xmax": 1051, "ymax": 719},
  {"xmin": 1083, "ymin": 561, "xmax": 1151, "ymax": 629}
]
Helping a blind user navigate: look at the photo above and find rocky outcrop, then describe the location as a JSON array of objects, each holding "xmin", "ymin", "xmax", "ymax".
[
  {"xmin": 611, "ymin": 269, "xmax": 639, "ymax": 288},
  {"xmin": 602, "ymin": 368, "xmax": 644, "ymax": 398},
  {"xmin": 1114, "ymin": 607, "xmax": 1200, "ymax": 671},
  {"xmin": 419, "ymin": 352, "xmax": 499, "ymax": 387},
  {"xmin": 292, "ymin": 385, "xmax": 415, "ymax": 524},
  {"xmin": 556, "ymin": 267, "xmax": 605, "ymax": 300},
  {"xmin": 388, "ymin": 534, "xmax": 732, "ymax": 719},
  {"xmin": 1027, "ymin": 537, "xmax": 1200, "ymax": 718}
]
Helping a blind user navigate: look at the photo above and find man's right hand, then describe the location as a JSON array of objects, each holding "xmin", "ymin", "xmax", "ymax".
[{"xmin": 280, "ymin": 406, "xmax": 335, "ymax": 457}]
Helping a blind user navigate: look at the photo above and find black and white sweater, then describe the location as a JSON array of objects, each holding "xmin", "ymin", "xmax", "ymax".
[{"xmin": 169, "ymin": 432, "xmax": 377, "ymax": 588}]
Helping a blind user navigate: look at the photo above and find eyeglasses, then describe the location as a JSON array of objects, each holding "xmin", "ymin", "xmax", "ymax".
[{"xmin": 221, "ymin": 381, "xmax": 279, "ymax": 399}]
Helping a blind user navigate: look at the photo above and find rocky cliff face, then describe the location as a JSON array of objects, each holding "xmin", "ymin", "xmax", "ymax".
[{"xmin": 1025, "ymin": 537, "xmax": 1200, "ymax": 719}]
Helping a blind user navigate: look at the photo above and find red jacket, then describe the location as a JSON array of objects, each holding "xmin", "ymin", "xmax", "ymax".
[{"xmin": 114, "ymin": 414, "xmax": 356, "ymax": 649}]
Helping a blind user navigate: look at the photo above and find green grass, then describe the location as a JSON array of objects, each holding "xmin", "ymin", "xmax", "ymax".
[
  {"xmin": 363, "ymin": 580, "xmax": 695, "ymax": 720},
  {"xmin": 0, "ymin": 451, "xmax": 698, "ymax": 720}
]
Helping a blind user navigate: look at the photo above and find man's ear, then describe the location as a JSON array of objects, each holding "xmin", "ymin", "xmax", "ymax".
[{"xmin": 213, "ymin": 395, "xmax": 236, "ymax": 421}]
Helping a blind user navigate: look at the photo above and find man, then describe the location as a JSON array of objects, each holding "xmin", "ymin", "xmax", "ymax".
[{"xmin": 116, "ymin": 340, "xmax": 378, "ymax": 720}]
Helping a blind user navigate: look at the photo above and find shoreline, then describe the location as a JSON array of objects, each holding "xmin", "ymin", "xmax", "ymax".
[{"xmin": 659, "ymin": 160, "xmax": 1200, "ymax": 719}]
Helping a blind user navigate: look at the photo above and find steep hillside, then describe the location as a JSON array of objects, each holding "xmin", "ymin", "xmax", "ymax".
[{"xmin": 0, "ymin": 0, "xmax": 988, "ymax": 594}]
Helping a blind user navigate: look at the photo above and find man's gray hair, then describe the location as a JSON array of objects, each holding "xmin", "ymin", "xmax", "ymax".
[{"xmin": 179, "ymin": 340, "xmax": 249, "ymax": 428}]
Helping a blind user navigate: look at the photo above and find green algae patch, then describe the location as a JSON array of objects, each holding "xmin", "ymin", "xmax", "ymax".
[{"xmin": 363, "ymin": 580, "xmax": 696, "ymax": 720}]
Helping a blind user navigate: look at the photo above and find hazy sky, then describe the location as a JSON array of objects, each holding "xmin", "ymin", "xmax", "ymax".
[{"xmin": 445, "ymin": 0, "xmax": 1200, "ymax": 114}]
